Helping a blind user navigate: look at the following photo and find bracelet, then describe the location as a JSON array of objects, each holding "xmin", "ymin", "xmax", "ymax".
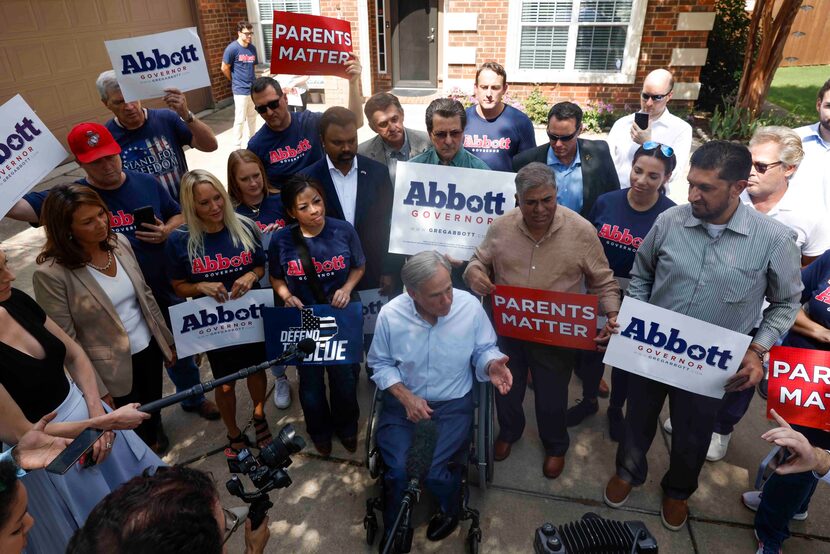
[
  {"xmin": 749, "ymin": 347, "xmax": 766, "ymax": 361},
  {"xmin": 248, "ymin": 270, "xmax": 258, "ymax": 281}
]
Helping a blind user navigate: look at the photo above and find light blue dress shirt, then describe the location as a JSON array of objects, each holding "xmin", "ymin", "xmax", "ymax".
[
  {"xmin": 547, "ymin": 144, "xmax": 583, "ymax": 213},
  {"xmin": 0, "ymin": 448, "xmax": 26, "ymax": 477},
  {"xmin": 368, "ymin": 289, "xmax": 503, "ymax": 401}
]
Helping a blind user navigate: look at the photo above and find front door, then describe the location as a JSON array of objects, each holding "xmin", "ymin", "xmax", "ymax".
[{"xmin": 391, "ymin": 0, "xmax": 438, "ymax": 89}]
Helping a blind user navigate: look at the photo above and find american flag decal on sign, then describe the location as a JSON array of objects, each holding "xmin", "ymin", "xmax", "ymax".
[{"xmin": 300, "ymin": 308, "xmax": 338, "ymax": 342}]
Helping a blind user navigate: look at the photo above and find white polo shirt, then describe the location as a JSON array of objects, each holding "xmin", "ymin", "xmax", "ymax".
[
  {"xmin": 607, "ymin": 107, "xmax": 693, "ymax": 194},
  {"xmin": 741, "ymin": 184, "xmax": 830, "ymax": 257},
  {"xmin": 790, "ymin": 123, "xmax": 830, "ymax": 213}
]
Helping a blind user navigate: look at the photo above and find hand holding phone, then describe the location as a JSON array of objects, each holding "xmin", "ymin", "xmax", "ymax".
[
  {"xmin": 133, "ymin": 206, "xmax": 156, "ymax": 229},
  {"xmin": 45, "ymin": 428, "xmax": 105, "ymax": 474}
]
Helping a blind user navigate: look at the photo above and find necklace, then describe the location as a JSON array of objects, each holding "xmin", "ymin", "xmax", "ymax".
[{"xmin": 87, "ymin": 250, "xmax": 113, "ymax": 272}]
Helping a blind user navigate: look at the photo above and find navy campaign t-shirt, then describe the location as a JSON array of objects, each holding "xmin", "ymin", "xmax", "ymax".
[
  {"xmin": 247, "ymin": 110, "xmax": 323, "ymax": 187},
  {"xmin": 234, "ymin": 194, "xmax": 287, "ymax": 232},
  {"xmin": 463, "ymin": 104, "xmax": 536, "ymax": 172},
  {"xmin": 166, "ymin": 221, "xmax": 265, "ymax": 291},
  {"xmin": 24, "ymin": 170, "xmax": 180, "ymax": 299},
  {"xmin": 783, "ymin": 251, "xmax": 830, "ymax": 351},
  {"xmin": 587, "ymin": 189, "xmax": 675, "ymax": 278},
  {"xmin": 106, "ymin": 109, "xmax": 193, "ymax": 201},
  {"xmin": 222, "ymin": 41, "xmax": 259, "ymax": 95},
  {"xmin": 268, "ymin": 217, "xmax": 365, "ymax": 305}
]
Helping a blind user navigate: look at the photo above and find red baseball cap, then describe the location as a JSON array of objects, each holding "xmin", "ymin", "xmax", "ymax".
[{"xmin": 67, "ymin": 122, "xmax": 122, "ymax": 163}]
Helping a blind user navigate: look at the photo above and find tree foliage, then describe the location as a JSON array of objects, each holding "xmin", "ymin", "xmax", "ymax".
[{"xmin": 696, "ymin": 0, "xmax": 751, "ymax": 112}]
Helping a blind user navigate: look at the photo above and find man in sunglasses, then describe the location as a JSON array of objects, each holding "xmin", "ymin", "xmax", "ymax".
[
  {"xmin": 221, "ymin": 21, "xmax": 260, "ymax": 151},
  {"xmin": 791, "ymin": 78, "xmax": 830, "ymax": 212},
  {"xmin": 513, "ymin": 101, "xmax": 619, "ymax": 217},
  {"xmin": 600, "ymin": 141, "xmax": 802, "ymax": 532},
  {"xmin": 607, "ymin": 69, "xmax": 692, "ymax": 193},
  {"xmin": 410, "ymin": 98, "xmax": 489, "ymax": 169},
  {"xmin": 247, "ymin": 56, "xmax": 365, "ymax": 188}
]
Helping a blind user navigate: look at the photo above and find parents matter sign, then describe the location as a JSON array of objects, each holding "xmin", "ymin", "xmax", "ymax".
[
  {"xmin": 767, "ymin": 346, "xmax": 830, "ymax": 431},
  {"xmin": 390, "ymin": 162, "xmax": 515, "ymax": 260},
  {"xmin": 105, "ymin": 27, "xmax": 210, "ymax": 102},
  {"xmin": 603, "ymin": 297, "xmax": 752, "ymax": 398},
  {"xmin": 0, "ymin": 95, "xmax": 68, "ymax": 219},
  {"xmin": 262, "ymin": 302, "xmax": 363, "ymax": 365},
  {"xmin": 270, "ymin": 12, "xmax": 353, "ymax": 78},
  {"xmin": 491, "ymin": 285, "xmax": 598, "ymax": 350},
  {"xmin": 168, "ymin": 290, "xmax": 274, "ymax": 358}
]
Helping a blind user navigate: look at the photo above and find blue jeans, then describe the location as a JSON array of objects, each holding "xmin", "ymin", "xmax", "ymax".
[
  {"xmin": 165, "ymin": 355, "xmax": 206, "ymax": 409},
  {"xmin": 297, "ymin": 363, "xmax": 359, "ymax": 443},
  {"xmin": 755, "ymin": 471, "xmax": 817, "ymax": 548}
]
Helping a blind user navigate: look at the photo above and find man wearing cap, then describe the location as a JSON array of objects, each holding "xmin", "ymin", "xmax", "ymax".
[
  {"xmin": 95, "ymin": 70, "xmax": 218, "ymax": 202},
  {"xmin": 5, "ymin": 123, "xmax": 220, "ymax": 423}
]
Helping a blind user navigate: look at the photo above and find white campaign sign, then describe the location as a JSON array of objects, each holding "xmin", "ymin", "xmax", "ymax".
[
  {"xmin": 0, "ymin": 95, "xmax": 68, "ymax": 219},
  {"xmin": 169, "ymin": 290, "xmax": 275, "ymax": 358},
  {"xmin": 357, "ymin": 288, "xmax": 390, "ymax": 334},
  {"xmin": 105, "ymin": 27, "xmax": 211, "ymax": 102},
  {"xmin": 389, "ymin": 162, "xmax": 515, "ymax": 260},
  {"xmin": 603, "ymin": 297, "xmax": 752, "ymax": 399}
]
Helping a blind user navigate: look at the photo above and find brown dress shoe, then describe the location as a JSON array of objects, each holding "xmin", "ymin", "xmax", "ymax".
[
  {"xmin": 341, "ymin": 436, "xmax": 358, "ymax": 453},
  {"xmin": 542, "ymin": 455, "xmax": 565, "ymax": 479},
  {"xmin": 604, "ymin": 475, "xmax": 633, "ymax": 508},
  {"xmin": 313, "ymin": 441, "xmax": 332, "ymax": 457},
  {"xmin": 661, "ymin": 496, "xmax": 688, "ymax": 531},
  {"xmin": 182, "ymin": 399, "xmax": 221, "ymax": 421},
  {"xmin": 493, "ymin": 439, "xmax": 512, "ymax": 461}
]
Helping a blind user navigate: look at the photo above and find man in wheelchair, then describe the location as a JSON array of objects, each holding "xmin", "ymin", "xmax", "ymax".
[{"xmin": 367, "ymin": 251, "xmax": 513, "ymax": 546}]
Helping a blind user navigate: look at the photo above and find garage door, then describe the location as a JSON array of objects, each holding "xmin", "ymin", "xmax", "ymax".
[{"xmin": 0, "ymin": 0, "xmax": 212, "ymax": 158}]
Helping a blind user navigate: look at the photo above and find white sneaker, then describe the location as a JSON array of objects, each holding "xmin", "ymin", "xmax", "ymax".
[
  {"xmin": 662, "ymin": 417, "xmax": 672, "ymax": 434},
  {"xmin": 274, "ymin": 377, "xmax": 291, "ymax": 409},
  {"xmin": 706, "ymin": 432, "xmax": 731, "ymax": 461},
  {"xmin": 742, "ymin": 490, "xmax": 808, "ymax": 520}
]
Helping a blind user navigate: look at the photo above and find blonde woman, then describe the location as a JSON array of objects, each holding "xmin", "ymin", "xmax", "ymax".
[{"xmin": 165, "ymin": 170, "xmax": 272, "ymax": 458}]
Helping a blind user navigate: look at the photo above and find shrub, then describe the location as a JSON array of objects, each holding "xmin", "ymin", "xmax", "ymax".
[
  {"xmin": 523, "ymin": 87, "xmax": 549, "ymax": 125},
  {"xmin": 583, "ymin": 101, "xmax": 617, "ymax": 133}
]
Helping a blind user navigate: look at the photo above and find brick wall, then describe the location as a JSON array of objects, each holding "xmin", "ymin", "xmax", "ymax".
[
  {"xmin": 320, "ymin": 0, "xmax": 362, "ymax": 108},
  {"xmin": 194, "ymin": 0, "xmax": 249, "ymax": 104},
  {"xmin": 360, "ymin": 0, "xmax": 713, "ymax": 110}
]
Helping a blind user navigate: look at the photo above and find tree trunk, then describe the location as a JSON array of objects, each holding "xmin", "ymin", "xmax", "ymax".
[{"xmin": 736, "ymin": 0, "xmax": 804, "ymax": 115}]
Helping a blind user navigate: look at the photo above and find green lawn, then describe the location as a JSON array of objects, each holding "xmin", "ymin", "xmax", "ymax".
[{"xmin": 768, "ymin": 64, "xmax": 830, "ymax": 117}]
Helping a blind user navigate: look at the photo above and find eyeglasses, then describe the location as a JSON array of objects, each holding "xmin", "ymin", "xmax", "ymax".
[
  {"xmin": 641, "ymin": 90, "xmax": 672, "ymax": 102},
  {"xmin": 432, "ymin": 130, "xmax": 463, "ymax": 139},
  {"xmin": 254, "ymin": 98, "xmax": 281, "ymax": 114},
  {"xmin": 643, "ymin": 141, "xmax": 674, "ymax": 157},
  {"xmin": 241, "ymin": 31, "xmax": 254, "ymax": 36},
  {"xmin": 547, "ymin": 130, "xmax": 578, "ymax": 143},
  {"xmin": 752, "ymin": 161, "xmax": 783, "ymax": 174}
]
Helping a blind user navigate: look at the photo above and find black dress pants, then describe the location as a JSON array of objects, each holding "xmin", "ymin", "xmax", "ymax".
[
  {"xmin": 615, "ymin": 372, "xmax": 721, "ymax": 499},
  {"xmin": 495, "ymin": 337, "xmax": 577, "ymax": 456},
  {"xmin": 113, "ymin": 338, "xmax": 164, "ymax": 446}
]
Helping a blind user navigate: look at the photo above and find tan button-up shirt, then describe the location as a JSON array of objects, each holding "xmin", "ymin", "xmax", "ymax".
[{"xmin": 465, "ymin": 206, "xmax": 621, "ymax": 316}]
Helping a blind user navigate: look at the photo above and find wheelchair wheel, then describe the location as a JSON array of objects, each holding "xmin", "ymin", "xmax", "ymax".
[
  {"xmin": 364, "ymin": 513, "xmax": 378, "ymax": 545},
  {"xmin": 466, "ymin": 527, "xmax": 481, "ymax": 554},
  {"xmin": 365, "ymin": 386, "xmax": 383, "ymax": 479},
  {"xmin": 470, "ymin": 382, "xmax": 495, "ymax": 488},
  {"xmin": 483, "ymin": 383, "xmax": 495, "ymax": 484}
]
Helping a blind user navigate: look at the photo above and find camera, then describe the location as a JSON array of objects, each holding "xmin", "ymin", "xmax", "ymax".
[
  {"xmin": 226, "ymin": 423, "xmax": 306, "ymax": 529},
  {"xmin": 534, "ymin": 513, "xmax": 657, "ymax": 554}
]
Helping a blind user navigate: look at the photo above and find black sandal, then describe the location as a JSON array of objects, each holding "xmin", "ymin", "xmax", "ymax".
[{"xmin": 253, "ymin": 417, "xmax": 272, "ymax": 449}]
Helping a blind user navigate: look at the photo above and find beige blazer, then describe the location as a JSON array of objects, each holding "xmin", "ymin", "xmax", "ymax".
[{"xmin": 32, "ymin": 234, "xmax": 174, "ymax": 397}]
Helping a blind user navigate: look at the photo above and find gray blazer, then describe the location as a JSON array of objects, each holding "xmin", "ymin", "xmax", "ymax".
[
  {"xmin": 33, "ymin": 234, "xmax": 175, "ymax": 397},
  {"xmin": 358, "ymin": 127, "xmax": 431, "ymax": 166}
]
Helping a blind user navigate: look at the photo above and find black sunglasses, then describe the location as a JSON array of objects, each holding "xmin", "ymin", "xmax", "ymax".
[
  {"xmin": 547, "ymin": 130, "xmax": 578, "ymax": 143},
  {"xmin": 641, "ymin": 90, "xmax": 672, "ymax": 102},
  {"xmin": 254, "ymin": 98, "xmax": 281, "ymax": 114},
  {"xmin": 752, "ymin": 161, "xmax": 783, "ymax": 174}
]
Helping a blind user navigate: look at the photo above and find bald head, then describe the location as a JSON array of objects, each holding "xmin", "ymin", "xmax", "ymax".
[{"xmin": 641, "ymin": 69, "xmax": 674, "ymax": 119}]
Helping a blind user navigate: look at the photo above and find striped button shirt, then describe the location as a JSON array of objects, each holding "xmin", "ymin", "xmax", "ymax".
[{"xmin": 628, "ymin": 202, "xmax": 802, "ymax": 350}]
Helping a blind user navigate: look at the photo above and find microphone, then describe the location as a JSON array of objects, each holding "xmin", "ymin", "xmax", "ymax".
[
  {"xmin": 296, "ymin": 337, "xmax": 317, "ymax": 356},
  {"xmin": 405, "ymin": 419, "xmax": 438, "ymax": 485}
]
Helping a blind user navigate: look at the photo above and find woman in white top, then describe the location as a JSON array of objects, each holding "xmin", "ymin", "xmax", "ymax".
[{"xmin": 32, "ymin": 184, "xmax": 175, "ymax": 453}]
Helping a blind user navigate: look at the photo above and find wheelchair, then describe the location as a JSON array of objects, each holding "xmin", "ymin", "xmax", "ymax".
[{"xmin": 362, "ymin": 379, "xmax": 496, "ymax": 553}]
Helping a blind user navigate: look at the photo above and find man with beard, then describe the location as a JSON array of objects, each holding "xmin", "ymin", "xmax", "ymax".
[
  {"xmin": 791, "ymin": 78, "xmax": 830, "ymax": 212},
  {"xmin": 599, "ymin": 140, "xmax": 802, "ymax": 532},
  {"xmin": 303, "ymin": 107, "xmax": 399, "ymax": 296}
]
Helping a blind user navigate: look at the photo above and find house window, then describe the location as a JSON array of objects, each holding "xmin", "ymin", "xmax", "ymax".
[
  {"xmin": 376, "ymin": 0, "xmax": 387, "ymax": 73},
  {"xmin": 507, "ymin": 0, "xmax": 646, "ymax": 83},
  {"xmin": 257, "ymin": 1, "xmax": 319, "ymax": 61}
]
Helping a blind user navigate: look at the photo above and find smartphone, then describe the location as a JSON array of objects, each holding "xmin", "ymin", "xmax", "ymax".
[
  {"xmin": 754, "ymin": 445, "xmax": 791, "ymax": 490},
  {"xmin": 45, "ymin": 428, "xmax": 105, "ymax": 475},
  {"xmin": 634, "ymin": 112, "xmax": 649, "ymax": 130},
  {"xmin": 133, "ymin": 206, "xmax": 156, "ymax": 229}
]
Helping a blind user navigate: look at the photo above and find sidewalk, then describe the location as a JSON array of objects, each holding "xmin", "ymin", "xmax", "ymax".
[{"xmin": 2, "ymin": 103, "xmax": 826, "ymax": 553}]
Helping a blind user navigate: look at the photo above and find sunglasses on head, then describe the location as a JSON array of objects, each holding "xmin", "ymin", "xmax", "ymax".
[
  {"xmin": 547, "ymin": 130, "xmax": 578, "ymax": 143},
  {"xmin": 643, "ymin": 141, "xmax": 674, "ymax": 157},
  {"xmin": 254, "ymin": 98, "xmax": 281, "ymax": 114},
  {"xmin": 641, "ymin": 91, "xmax": 671, "ymax": 102},
  {"xmin": 752, "ymin": 161, "xmax": 783, "ymax": 174}
]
